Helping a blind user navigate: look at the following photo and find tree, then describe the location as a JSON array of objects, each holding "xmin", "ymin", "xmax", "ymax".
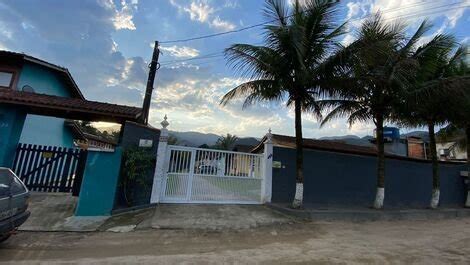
[
  {"xmin": 168, "ymin": 135, "xmax": 179, "ymax": 145},
  {"xmin": 396, "ymin": 41, "xmax": 469, "ymax": 208},
  {"xmin": 215, "ymin": 134, "xmax": 238, "ymax": 150},
  {"xmin": 220, "ymin": 0, "xmax": 346, "ymax": 208},
  {"xmin": 435, "ymin": 52, "xmax": 470, "ymax": 180},
  {"xmin": 319, "ymin": 15, "xmax": 435, "ymax": 209}
]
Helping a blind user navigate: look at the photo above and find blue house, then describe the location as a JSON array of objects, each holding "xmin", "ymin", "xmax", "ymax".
[
  {"xmin": 0, "ymin": 50, "xmax": 147, "ymax": 216},
  {"xmin": 0, "ymin": 50, "xmax": 87, "ymax": 148}
]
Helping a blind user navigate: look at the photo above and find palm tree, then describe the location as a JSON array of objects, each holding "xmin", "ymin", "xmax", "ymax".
[
  {"xmin": 216, "ymin": 134, "xmax": 238, "ymax": 150},
  {"xmin": 319, "ymin": 15, "xmax": 438, "ymax": 209},
  {"xmin": 443, "ymin": 58, "xmax": 470, "ymax": 174},
  {"xmin": 396, "ymin": 41, "xmax": 469, "ymax": 208},
  {"xmin": 220, "ymin": 0, "xmax": 346, "ymax": 208}
]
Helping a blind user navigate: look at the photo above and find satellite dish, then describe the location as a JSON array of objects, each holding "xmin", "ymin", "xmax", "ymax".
[{"xmin": 22, "ymin": 85, "xmax": 35, "ymax": 93}]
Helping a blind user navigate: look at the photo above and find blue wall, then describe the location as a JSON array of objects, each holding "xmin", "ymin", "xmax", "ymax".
[
  {"xmin": 0, "ymin": 106, "xmax": 26, "ymax": 167},
  {"xmin": 75, "ymin": 149, "xmax": 123, "ymax": 216},
  {"xmin": 16, "ymin": 62, "xmax": 75, "ymax": 147},
  {"xmin": 19, "ymin": 115, "xmax": 75, "ymax": 147},
  {"xmin": 17, "ymin": 63, "xmax": 72, "ymax": 97},
  {"xmin": 272, "ymin": 146, "xmax": 467, "ymax": 208}
]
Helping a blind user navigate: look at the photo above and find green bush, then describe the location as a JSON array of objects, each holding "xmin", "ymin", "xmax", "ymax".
[{"xmin": 120, "ymin": 147, "xmax": 154, "ymax": 206}]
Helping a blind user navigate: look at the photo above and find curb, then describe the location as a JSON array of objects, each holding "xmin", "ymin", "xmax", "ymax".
[{"xmin": 267, "ymin": 204, "xmax": 470, "ymax": 222}]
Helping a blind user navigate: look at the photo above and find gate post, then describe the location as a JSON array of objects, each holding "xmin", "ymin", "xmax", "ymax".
[
  {"xmin": 150, "ymin": 115, "xmax": 170, "ymax": 204},
  {"xmin": 261, "ymin": 129, "xmax": 273, "ymax": 203}
]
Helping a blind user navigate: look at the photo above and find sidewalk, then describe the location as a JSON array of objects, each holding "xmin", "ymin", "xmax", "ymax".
[
  {"xmin": 19, "ymin": 193, "xmax": 470, "ymax": 232},
  {"xmin": 19, "ymin": 192, "xmax": 108, "ymax": 232}
]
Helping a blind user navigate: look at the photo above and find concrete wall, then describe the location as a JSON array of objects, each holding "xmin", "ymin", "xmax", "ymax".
[
  {"xmin": 272, "ymin": 146, "xmax": 467, "ymax": 208},
  {"xmin": 114, "ymin": 122, "xmax": 160, "ymax": 208},
  {"xmin": 17, "ymin": 62, "xmax": 74, "ymax": 147},
  {"xmin": 0, "ymin": 107, "xmax": 26, "ymax": 167},
  {"xmin": 75, "ymin": 149, "xmax": 123, "ymax": 216},
  {"xmin": 120, "ymin": 121, "xmax": 160, "ymax": 155}
]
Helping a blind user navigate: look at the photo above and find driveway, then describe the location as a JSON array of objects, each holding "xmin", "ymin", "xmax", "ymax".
[
  {"xmin": 19, "ymin": 194, "xmax": 293, "ymax": 232},
  {"xmin": 20, "ymin": 192, "xmax": 108, "ymax": 232},
  {"xmin": 1, "ymin": 218, "xmax": 469, "ymax": 264},
  {"xmin": 150, "ymin": 204, "xmax": 292, "ymax": 230}
]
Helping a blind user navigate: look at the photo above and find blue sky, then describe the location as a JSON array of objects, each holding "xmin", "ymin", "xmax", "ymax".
[{"xmin": 0, "ymin": 0, "xmax": 468, "ymax": 138}]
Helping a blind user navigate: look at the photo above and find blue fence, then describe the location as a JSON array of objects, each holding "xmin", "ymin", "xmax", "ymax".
[{"xmin": 272, "ymin": 146, "xmax": 467, "ymax": 208}]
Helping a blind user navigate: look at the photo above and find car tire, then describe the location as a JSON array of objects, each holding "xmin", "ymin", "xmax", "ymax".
[{"xmin": 0, "ymin": 234, "xmax": 11, "ymax": 243}]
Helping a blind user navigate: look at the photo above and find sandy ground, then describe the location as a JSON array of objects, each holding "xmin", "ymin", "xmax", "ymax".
[{"xmin": 1, "ymin": 218, "xmax": 469, "ymax": 264}]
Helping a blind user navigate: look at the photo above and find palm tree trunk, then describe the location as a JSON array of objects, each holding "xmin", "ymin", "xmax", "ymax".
[
  {"xmin": 428, "ymin": 121, "xmax": 440, "ymax": 208},
  {"xmin": 465, "ymin": 125, "xmax": 470, "ymax": 208},
  {"xmin": 373, "ymin": 114, "xmax": 385, "ymax": 209},
  {"xmin": 292, "ymin": 99, "xmax": 304, "ymax": 208}
]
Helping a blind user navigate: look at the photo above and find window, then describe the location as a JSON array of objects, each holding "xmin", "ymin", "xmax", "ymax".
[
  {"xmin": 0, "ymin": 71, "xmax": 13, "ymax": 88},
  {"xmin": 0, "ymin": 169, "xmax": 27, "ymax": 199}
]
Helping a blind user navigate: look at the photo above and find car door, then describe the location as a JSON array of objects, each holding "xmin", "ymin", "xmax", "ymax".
[{"xmin": 0, "ymin": 168, "xmax": 29, "ymax": 222}]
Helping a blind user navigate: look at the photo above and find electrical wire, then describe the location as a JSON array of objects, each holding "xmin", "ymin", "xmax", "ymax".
[
  {"xmin": 160, "ymin": 0, "xmax": 463, "ymax": 44},
  {"xmin": 158, "ymin": 2, "xmax": 469, "ymax": 67}
]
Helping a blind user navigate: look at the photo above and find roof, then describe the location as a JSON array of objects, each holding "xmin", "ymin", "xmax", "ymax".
[
  {"xmin": 64, "ymin": 120, "xmax": 117, "ymax": 146},
  {"xmin": 252, "ymin": 134, "xmax": 378, "ymax": 156},
  {"xmin": 252, "ymin": 134, "xmax": 464, "ymax": 164},
  {"xmin": 0, "ymin": 50, "xmax": 84, "ymax": 99},
  {"xmin": 0, "ymin": 89, "xmax": 142, "ymax": 123}
]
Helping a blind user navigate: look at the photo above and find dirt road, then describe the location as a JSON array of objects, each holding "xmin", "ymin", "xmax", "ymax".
[{"xmin": 1, "ymin": 218, "xmax": 469, "ymax": 264}]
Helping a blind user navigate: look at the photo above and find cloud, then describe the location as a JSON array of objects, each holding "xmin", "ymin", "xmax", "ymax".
[
  {"xmin": 346, "ymin": 2, "xmax": 362, "ymax": 20},
  {"xmin": 102, "ymin": 0, "xmax": 139, "ymax": 30},
  {"xmin": 0, "ymin": 0, "xmax": 146, "ymax": 107},
  {"xmin": 169, "ymin": 0, "xmax": 236, "ymax": 31},
  {"xmin": 342, "ymin": 1, "xmax": 468, "ymax": 47},
  {"xmin": 370, "ymin": 0, "xmax": 467, "ymax": 28},
  {"xmin": 160, "ymin": 45, "xmax": 200, "ymax": 58},
  {"xmin": 211, "ymin": 16, "xmax": 236, "ymax": 31}
]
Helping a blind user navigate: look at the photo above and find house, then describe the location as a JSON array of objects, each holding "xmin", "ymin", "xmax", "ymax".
[
  {"xmin": 370, "ymin": 127, "xmax": 428, "ymax": 159},
  {"xmin": 437, "ymin": 142, "xmax": 467, "ymax": 161},
  {"xmin": 0, "ymin": 49, "xmax": 167, "ymax": 216},
  {"xmin": 407, "ymin": 136, "xmax": 427, "ymax": 159},
  {"xmin": 0, "ymin": 50, "xmax": 90, "ymax": 148},
  {"xmin": 64, "ymin": 120, "xmax": 117, "ymax": 151}
]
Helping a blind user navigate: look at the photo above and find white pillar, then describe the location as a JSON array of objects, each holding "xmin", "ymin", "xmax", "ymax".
[
  {"xmin": 261, "ymin": 129, "xmax": 273, "ymax": 203},
  {"xmin": 150, "ymin": 115, "xmax": 170, "ymax": 204}
]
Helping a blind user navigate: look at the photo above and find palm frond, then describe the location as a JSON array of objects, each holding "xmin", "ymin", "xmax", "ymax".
[{"xmin": 220, "ymin": 79, "xmax": 284, "ymax": 108}]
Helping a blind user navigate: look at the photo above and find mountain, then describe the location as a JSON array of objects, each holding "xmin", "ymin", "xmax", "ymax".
[
  {"xmin": 168, "ymin": 131, "xmax": 261, "ymax": 147},
  {"xmin": 234, "ymin": 137, "xmax": 260, "ymax": 146},
  {"xmin": 319, "ymin": 135, "xmax": 374, "ymax": 147},
  {"xmin": 319, "ymin": 135, "xmax": 361, "ymax": 140},
  {"xmin": 169, "ymin": 131, "xmax": 220, "ymax": 147},
  {"xmin": 402, "ymin": 131, "xmax": 429, "ymax": 141}
]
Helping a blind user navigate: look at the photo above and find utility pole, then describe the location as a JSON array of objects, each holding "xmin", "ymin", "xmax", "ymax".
[{"xmin": 140, "ymin": 40, "xmax": 160, "ymax": 125}]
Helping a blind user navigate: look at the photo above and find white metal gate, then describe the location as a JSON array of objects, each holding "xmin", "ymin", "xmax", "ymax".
[{"xmin": 160, "ymin": 145, "xmax": 264, "ymax": 204}]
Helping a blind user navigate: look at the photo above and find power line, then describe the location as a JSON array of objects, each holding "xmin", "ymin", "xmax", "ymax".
[
  {"xmin": 159, "ymin": 52, "xmax": 223, "ymax": 65},
  {"xmin": 384, "ymin": 3, "xmax": 469, "ymax": 22},
  {"xmin": 159, "ymin": 0, "xmax": 461, "ymax": 44},
  {"xmin": 159, "ymin": 2, "xmax": 468, "ymax": 67},
  {"xmin": 161, "ymin": 58, "xmax": 226, "ymax": 68}
]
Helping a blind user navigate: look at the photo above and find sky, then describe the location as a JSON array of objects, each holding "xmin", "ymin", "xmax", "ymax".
[{"xmin": 0, "ymin": 0, "xmax": 468, "ymax": 138}]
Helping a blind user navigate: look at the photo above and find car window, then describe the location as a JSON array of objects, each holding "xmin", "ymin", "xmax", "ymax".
[{"xmin": 0, "ymin": 169, "xmax": 26, "ymax": 198}]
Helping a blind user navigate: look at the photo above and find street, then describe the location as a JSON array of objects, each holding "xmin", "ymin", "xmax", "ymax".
[{"xmin": 1, "ymin": 218, "xmax": 469, "ymax": 264}]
